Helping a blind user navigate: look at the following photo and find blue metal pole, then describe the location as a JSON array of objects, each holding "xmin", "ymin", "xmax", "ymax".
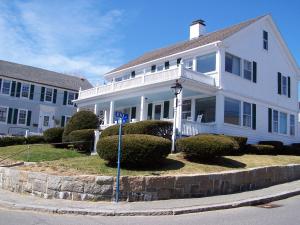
[{"xmin": 115, "ymin": 119, "xmax": 122, "ymax": 203}]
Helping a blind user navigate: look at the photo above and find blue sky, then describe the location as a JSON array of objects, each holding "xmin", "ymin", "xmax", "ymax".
[{"xmin": 0, "ymin": 0, "xmax": 299, "ymax": 89}]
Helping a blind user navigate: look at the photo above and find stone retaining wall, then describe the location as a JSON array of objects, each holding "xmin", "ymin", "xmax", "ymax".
[{"xmin": 1, "ymin": 164, "xmax": 300, "ymax": 202}]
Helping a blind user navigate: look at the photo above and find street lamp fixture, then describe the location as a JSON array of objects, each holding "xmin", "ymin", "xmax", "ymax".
[{"xmin": 170, "ymin": 79, "xmax": 182, "ymax": 153}]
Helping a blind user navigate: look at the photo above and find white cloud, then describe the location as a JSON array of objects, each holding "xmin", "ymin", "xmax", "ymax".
[{"xmin": 0, "ymin": 0, "xmax": 125, "ymax": 84}]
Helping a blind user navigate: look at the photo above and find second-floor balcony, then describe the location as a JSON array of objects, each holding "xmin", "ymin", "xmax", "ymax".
[{"xmin": 78, "ymin": 65, "xmax": 217, "ymax": 100}]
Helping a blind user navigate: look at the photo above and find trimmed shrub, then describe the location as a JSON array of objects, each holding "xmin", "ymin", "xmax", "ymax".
[
  {"xmin": 100, "ymin": 120, "xmax": 173, "ymax": 140},
  {"xmin": 226, "ymin": 135, "xmax": 248, "ymax": 149},
  {"xmin": 176, "ymin": 134, "xmax": 235, "ymax": 160},
  {"xmin": 44, "ymin": 127, "xmax": 65, "ymax": 147},
  {"xmin": 97, "ymin": 134, "xmax": 171, "ymax": 167},
  {"xmin": 25, "ymin": 135, "xmax": 45, "ymax": 144},
  {"xmin": 63, "ymin": 111, "xmax": 99, "ymax": 142},
  {"xmin": 258, "ymin": 141, "xmax": 283, "ymax": 149},
  {"xmin": 245, "ymin": 144, "xmax": 275, "ymax": 155},
  {"xmin": 68, "ymin": 129, "xmax": 95, "ymax": 153},
  {"xmin": 0, "ymin": 136, "xmax": 26, "ymax": 147}
]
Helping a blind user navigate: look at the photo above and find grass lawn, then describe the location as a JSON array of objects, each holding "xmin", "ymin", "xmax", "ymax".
[
  {"xmin": 0, "ymin": 144, "xmax": 82, "ymax": 162},
  {"xmin": 2, "ymin": 144, "xmax": 300, "ymax": 176}
]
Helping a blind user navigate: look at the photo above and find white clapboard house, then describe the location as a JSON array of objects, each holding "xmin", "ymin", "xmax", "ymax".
[{"xmin": 75, "ymin": 15, "xmax": 300, "ymax": 144}]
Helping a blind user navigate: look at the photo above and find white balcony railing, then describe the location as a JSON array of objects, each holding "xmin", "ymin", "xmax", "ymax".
[
  {"xmin": 78, "ymin": 66, "xmax": 216, "ymax": 100},
  {"xmin": 181, "ymin": 121, "xmax": 217, "ymax": 136}
]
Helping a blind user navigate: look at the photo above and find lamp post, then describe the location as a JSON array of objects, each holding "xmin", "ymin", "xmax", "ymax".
[{"xmin": 170, "ymin": 79, "xmax": 182, "ymax": 153}]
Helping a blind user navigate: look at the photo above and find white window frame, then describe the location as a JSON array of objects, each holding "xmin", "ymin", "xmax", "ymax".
[
  {"xmin": 290, "ymin": 114, "xmax": 295, "ymax": 136},
  {"xmin": 225, "ymin": 52, "xmax": 241, "ymax": 76},
  {"xmin": 224, "ymin": 97, "xmax": 241, "ymax": 126},
  {"xmin": 182, "ymin": 99, "xmax": 192, "ymax": 120},
  {"xmin": 242, "ymin": 102, "xmax": 252, "ymax": 128},
  {"xmin": 0, "ymin": 106, "xmax": 8, "ymax": 124},
  {"xmin": 273, "ymin": 110, "xmax": 279, "ymax": 133},
  {"xmin": 65, "ymin": 116, "xmax": 71, "ymax": 126},
  {"xmin": 279, "ymin": 112, "xmax": 288, "ymax": 135},
  {"xmin": 21, "ymin": 82, "xmax": 30, "ymax": 99},
  {"xmin": 67, "ymin": 92, "xmax": 76, "ymax": 106},
  {"xmin": 1, "ymin": 79, "xmax": 11, "ymax": 95},
  {"xmin": 243, "ymin": 60, "xmax": 252, "ymax": 81},
  {"xmin": 157, "ymin": 64, "xmax": 164, "ymax": 72},
  {"xmin": 17, "ymin": 109, "xmax": 28, "ymax": 126},
  {"xmin": 281, "ymin": 75, "xmax": 287, "ymax": 96},
  {"xmin": 44, "ymin": 87, "xmax": 53, "ymax": 102},
  {"xmin": 184, "ymin": 58, "xmax": 193, "ymax": 70}
]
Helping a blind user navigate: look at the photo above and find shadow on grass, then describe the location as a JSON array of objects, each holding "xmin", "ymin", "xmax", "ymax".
[
  {"xmin": 187, "ymin": 156, "xmax": 247, "ymax": 169},
  {"xmin": 105, "ymin": 158, "xmax": 185, "ymax": 173}
]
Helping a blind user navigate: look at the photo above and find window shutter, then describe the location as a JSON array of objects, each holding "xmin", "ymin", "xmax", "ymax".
[
  {"xmin": 53, "ymin": 89, "xmax": 57, "ymax": 103},
  {"xmin": 147, "ymin": 103, "xmax": 153, "ymax": 120},
  {"xmin": 252, "ymin": 104, "xmax": 256, "ymax": 130},
  {"xmin": 26, "ymin": 110, "xmax": 32, "ymax": 126},
  {"xmin": 10, "ymin": 81, "xmax": 16, "ymax": 96},
  {"xmin": 75, "ymin": 93, "xmax": 78, "ymax": 99},
  {"xmin": 277, "ymin": 72, "xmax": 282, "ymax": 95},
  {"xmin": 176, "ymin": 58, "xmax": 182, "ymax": 66},
  {"xmin": 0, "ymin": 78, "xmax": 2, "ymax": 91},
  {"xmin": 252, "ymin": 61, "xmax": 257, "ymax": 83},
  {"xmin": 61, "ymin": 116, "xmax": 65, "ymax": 127},
  {"xmin": 131, "ymin": 107, "xmax": 136, "ymax": 119},
  {"xmin": 16, "ymin": 82, "xmax": 21, "ymax": 97},
  {"xmin": 268, "ymin": 108, "xmax": 272, "ymax": 133},
  {"xmin": 7, "ymin": 108, "xmax": 13, "ymax": 124},
  {"xmin": 63, "ymin": 91, "xmax": 68, "ymax": 105},
  {"xmin": 288, "ymin": 76, "xmax": 291, "ymax": 98},
  {"xmin": 163, "ymin": 101, "xmax": 170, "ymax": 118},
  {"xmin": 40, "ymin": 87, "xmax": 45, "ymax": 101},
  {"xmin": 13, "ymin": 109, "xmax": 18, "ymax": 124},
  {"xmin": 29, "ymin": 84, "xmax": 35, "ymax": 100}
]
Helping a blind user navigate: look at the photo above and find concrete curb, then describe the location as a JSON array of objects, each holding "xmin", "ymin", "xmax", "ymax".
[{"xmin": 0, "ymin": 189, "xmax": 300, "ymax": 216}]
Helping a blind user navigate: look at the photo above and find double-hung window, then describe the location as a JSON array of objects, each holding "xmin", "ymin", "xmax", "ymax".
[
  {"xmin": 0, "ymin": 107, "xmax": 7, "ymax": 123},
  {"xmin": 290, "ymin": 115, "xmax": 295, "ymax": 136},
  {"xmin": 225, "ymin": 53, "xmax": 241, "ymax": 76},
  {"xmin": 224, "ymin": 97, "xmax": 241, "ymax": 125},
  {"xmin": 279, "ymin": 112, "xmax": 287, "ymax": 134},
  {"xmin": 18, "ymin": 109, "xmax": 27, "ymax": 125},
  {"xmin": 1, "ymin": 79, "xmax": 11, "ymax": 95},
  {"xmin": 273, "ymin": 110, "xmax": 279, "ymax": 133},
  {"xmin": 196, "ymin": 52, "xmax": 216, "ymax": 73},
  {"xmin": 21, "ymin": 83, "xmax": 30, "ymax": 98},
  {"xmin": 243, "ymin": 102, "xmax": 252, "ymax": 127},
  {"xmin": 184, "ymin": 59, "xmax": 193, "ymax": 70},
  {"xmin": 263, "ymin": 30, "xmax": 268, "ymax": 50},
  {"xmin": 45, "ymin": 88, "xmax": 53, "ymax": 102},
  {"xmin": 157, "ymin": 64, "xmax": 164, "ymax": 72},
  {"xmin": 67, "ymin": 92, "xmax": 75, "ymax": 105},
  {"xmin": 282, "ymin": 76, "xmax": 287, "ymax": 96},
  {"xmin": 243, "ymin": 60, "xmax": 252, "ymax": 81}
]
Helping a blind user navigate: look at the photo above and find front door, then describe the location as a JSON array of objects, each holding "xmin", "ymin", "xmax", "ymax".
[{"xmin": 154, "ymin": 104, "xmax": 162, "ymax": 120}]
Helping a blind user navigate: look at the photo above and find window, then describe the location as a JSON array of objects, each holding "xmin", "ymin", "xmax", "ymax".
[
  {"xmin": 195, "ymin": 97, "xmax": 216, "ymax": 122},
  {"xmin": 196, "ymin": 52, "xmax": 216, "ymax": 73},
  {"xmin": 131, "ymin": 71, "xmax": 135, "ymax": 78},
  {"xmin": 151, "ymin": 65, "xmax": 156, "ymax": 73},
  {"xmin": 123, "ymin": 74, "xmax": 130, "ymax": 80},
  {"xmin": 273, "ymin": 110, "xmax": 279, "ymax": 133},
  {"xmin": 18, "ymin": 109, "xmax": 27, "ymax": 125},
  {"xmin": 0, "ymin": 107, "xmax": 7, "ymax": 123},
  {"xmin": 67, "ymin": 92, "xmax": 75, "ymax": 105},
  {"xmin": 65, "ymin": 116, "xmax": 71, "ymax": 125},
  {"xmin": 115, "ymin": 77, "xmax": 122, "ymax": 82},
  {"xmin": 21, "ymin": 83, "xmax": 30, "ymax": 98},
  {"xmin": 224, "ymin": 97, "xmax": 241, "ymax": 125},
  {"xmin": 176, "ymin": 58, "xmax": 182, "ymax": 66},
  {"xmin": 45, "ymin": 88, "xmax": 53, "ymax": 102},
  {"xmin": 157, "ymin": 65, "xmax": 164, "ymax": 71},
  {"xmin": 1, "ymin": 79, "xmax": 11, "ymax": 95},
  {"xmin": 184, "ymin": 59, "xmax": 193, "ymax": 70},
  {"xmin": 263, "ymin": 30, "xmax": 268, "ymax": 50},
  {"xmin": 43, "ymin": 116, "xmax": 50, "ymax": 127},
  {"xmin": 243, "ymin": 102, "xmax": 252, "ymax": 127},
  {"xmin": 243, "ymin": 60, "xmax": 252, "ymax": 81},
  {"xmin": 164, "ymin": 61, "xmax": 170, "ymax": 70},
  {"xmin": 182, "ymin": 100, "xmax": 191, "ymax": 119},
  {"xmin": 290, "ymin": 114, "xmax": 295, "ymax": 136},
  {"xmin": 279, "ymin": 112, "xmax": 287, "ymax": 134},
  {"xmin": 225, "ymin": 53, "xmax": 241, "ymax": 76},
  {"xmin": 282, "ymin": 76, "xmax": 287, "ymax": 96}
]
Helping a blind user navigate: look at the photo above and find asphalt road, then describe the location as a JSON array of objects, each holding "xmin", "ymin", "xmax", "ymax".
[{"xmin": 1, "ymin": 195, "xmax": 300, "ymax": 225}]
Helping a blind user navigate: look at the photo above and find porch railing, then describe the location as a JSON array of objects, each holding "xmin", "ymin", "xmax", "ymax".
[
  {"xmin": 78, "ymin": 66, "xmax": 216, "ymax": 100},
  {"xmin": 181, "ymin": 121, "xmax": 216, "ymax": 136}
]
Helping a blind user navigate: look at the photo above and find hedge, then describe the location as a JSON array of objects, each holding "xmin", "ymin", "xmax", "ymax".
[
  {"xmin": 97, "ymin": 134, "xmax": 171, "ymax": 167},
  {"xmin": 25, "ymin": 135, "xmax": 45, "ymax": 144},
  {"xmin": 258, "ymin": 141, "xmax": 283, "ymax": 149},
  {"xmin": 245, "ymin": 144, "xmax": 275, "ymax": 155},
  {"xmin": 63, "ymin": 111, "xmax": 99, "ymax": 142},
  {"xmin": 226, "ymin": 135, "xmax": 248, "ymax": 150},
  {"xmin": 68, "ymin": 129, "xmax": 95, "ymax": 153},
  {"xmin": 0, "ymin": 136, "xmax": 26, "ymax": 147},
  {"xmin": 176, "ymin": 134, "xmax": 235, "ymax": 160},
  {"xmin": 44, "ymin": 127, "xmax": 65, "ymax": 148},
  {"xmin": 100, "ymin": 120, "xmax": 173, "ymax": 140}
]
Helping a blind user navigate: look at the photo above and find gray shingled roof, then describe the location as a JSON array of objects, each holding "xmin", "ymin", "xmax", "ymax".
[
  {"xmin": 108, "ymin": 15, "xmax": 265, "ymax": 74},
  {"xmin": 0, "ymin": 60, "xmax": 93, "ymax": 91}
]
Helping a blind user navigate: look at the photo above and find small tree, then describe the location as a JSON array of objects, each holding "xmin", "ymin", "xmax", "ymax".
[{"xmin": 63, "ymin": 111, "xmax": 99, "ymax": 142}]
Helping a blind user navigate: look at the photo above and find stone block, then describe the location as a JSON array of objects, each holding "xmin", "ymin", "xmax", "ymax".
[
  {"xmin": 61, "ymin": 180, "xmax": 84, "ymax": 193},
  {"xmin": 145, "ymin": 176, "xmax": 175, "ymax": 191},
  {"xmin": 47, "ymin": 175, "xmax": 62, "ymax": 190},
  {"xmin": 96, "ymin": 176, "xmax": 114, "ymax": 185}
]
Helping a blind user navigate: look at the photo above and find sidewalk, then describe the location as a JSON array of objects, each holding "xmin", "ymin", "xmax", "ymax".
[{"xmin": 0, "ymin": 180, "xmax": 300, "ymax": 216}]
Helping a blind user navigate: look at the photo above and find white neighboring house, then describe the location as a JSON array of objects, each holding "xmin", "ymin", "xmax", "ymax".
[{"xmin": 75, "ymin": 15, "xmax": 300, "ymax": 144}]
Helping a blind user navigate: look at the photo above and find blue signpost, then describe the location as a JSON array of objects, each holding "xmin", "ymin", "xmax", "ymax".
[{"xmin": 115, "ymin": 112, "xmax": 128, "ymax": 203}]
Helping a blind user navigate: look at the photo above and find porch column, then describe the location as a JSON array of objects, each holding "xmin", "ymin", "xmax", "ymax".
[
  {"xmin": 215, "ymin": 92, "xmax": 224, "ymax": 132},
  {"xmin": 109, "ymin": 101, "xmax": 115, "ymax": 124},
  {"xmin": 76, "ymin": 107, "xmax": 80, "ymax": 112},
  {"xmin": 176, "ymin": 90, "xmax": 183, "ymax": 136},
  {"xmin": 94, "ymin": 104, "xmax": 98, "ymax": 115},
  {"xmin": 103, "ymin": 110, "xmax": 108, "ymax": 125},
  {"xmin": 140, "ymin": 95, "xmax": 146, "ymax": 121},
  {"xmin": 191, "ymin": 98, "xmax": 196, "ymax": 121}
]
